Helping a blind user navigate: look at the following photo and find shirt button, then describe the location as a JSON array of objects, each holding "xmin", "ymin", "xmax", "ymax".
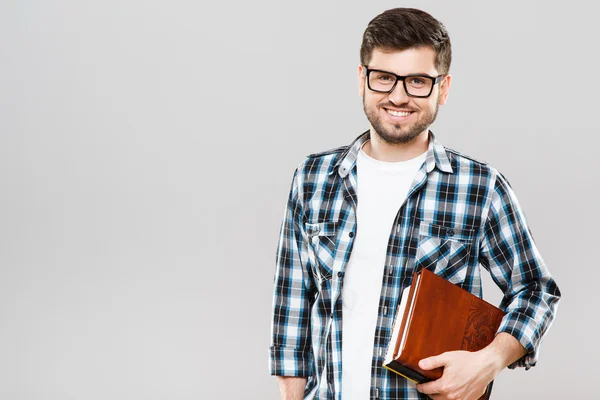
[
  {"xmin": 337, "ymin": 271, "xmax": 343, "ymax": 277},
  {"xmin": 446, "ymin": 229, "xmax": 454, "ymax": 237},
  {"xmin": 330, "ymin": 313, "xmax": 334, "ymax": 318},
  {"xmin": 348, "ymin": 232, "xmax": 354, "ymax": 238}
]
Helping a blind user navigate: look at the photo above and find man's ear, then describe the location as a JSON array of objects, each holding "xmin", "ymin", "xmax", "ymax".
[
  {"xmin": 438, "ymin": 74, "xmax": 452, "ymax": 105},
  {"xmin": 358, "ymin": 64, "xmax": 366, "ymax": 97}
]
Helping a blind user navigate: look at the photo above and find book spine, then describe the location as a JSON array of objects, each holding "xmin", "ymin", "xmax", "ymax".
[{"xmin": 393, "ymin": 273, "xmax": 419, "ymax": 358}]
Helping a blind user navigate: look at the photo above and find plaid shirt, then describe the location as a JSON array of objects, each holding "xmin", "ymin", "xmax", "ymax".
[{"xmin": 269, "ymin": 130, "xmax": 561, "ymax": 399}]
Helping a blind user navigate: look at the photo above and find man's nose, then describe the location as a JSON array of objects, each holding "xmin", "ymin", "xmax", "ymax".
[{"xmin": 388, "ymin": 80, "xmax": 410, "ymax": 105}]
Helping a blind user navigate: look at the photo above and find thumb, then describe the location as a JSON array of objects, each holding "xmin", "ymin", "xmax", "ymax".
[{"xmin": 419, "ymin": 353, "xmax": 449, "ymax": 370}]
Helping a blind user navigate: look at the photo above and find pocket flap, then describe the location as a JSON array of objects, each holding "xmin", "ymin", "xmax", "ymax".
[
  {"xmin": 305, "ymin": 221, "xmax": 339, "ymax": 238},
  {"xmin": 419, "ymin": 221, "xmax": 475, "ymax": 243}
]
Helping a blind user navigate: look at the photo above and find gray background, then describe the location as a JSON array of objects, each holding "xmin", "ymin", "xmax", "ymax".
[{"xmin": 0, "ymin": 0, "xmax": 596, "ymax": 399}]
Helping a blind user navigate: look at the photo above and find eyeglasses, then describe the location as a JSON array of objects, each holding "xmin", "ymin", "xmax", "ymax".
[{"xmin": 364, "ymin": 66, "xmax": 444, "ymax": 98}]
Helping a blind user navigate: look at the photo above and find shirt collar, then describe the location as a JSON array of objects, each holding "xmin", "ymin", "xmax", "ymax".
[{"xmin": 333, "ymin": 129, "xmax": 454, "ymax": 177}]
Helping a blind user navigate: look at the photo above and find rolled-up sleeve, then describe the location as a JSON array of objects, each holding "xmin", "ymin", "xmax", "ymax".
[
  {"xmin": 269, "ymin": 167, "xmax": 315, "ymax": 377},
  {"xmin": 479, "ymin": 171, "xmax": 561, "ymax": 370}
]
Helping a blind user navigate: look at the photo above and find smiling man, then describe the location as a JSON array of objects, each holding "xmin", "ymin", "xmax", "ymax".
[{"xmin": 269, "ymin": 8, "xmax": 561, "ymax": 400}]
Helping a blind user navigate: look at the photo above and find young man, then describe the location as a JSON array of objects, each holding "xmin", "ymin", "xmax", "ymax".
[{"xmin": 269, "ymin": 8, "xmax": 560, "ymax": 400}]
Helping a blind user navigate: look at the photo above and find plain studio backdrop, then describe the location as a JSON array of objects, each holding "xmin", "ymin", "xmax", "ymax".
[{"xmin": 0, "ymin": 0, "xmax": 597, "ymax": 399}]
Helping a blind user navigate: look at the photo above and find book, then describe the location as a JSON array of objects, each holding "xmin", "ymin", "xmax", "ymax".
[{"xmin": 383, "ymin": 268, "xmax": 504, "ymax": 399}]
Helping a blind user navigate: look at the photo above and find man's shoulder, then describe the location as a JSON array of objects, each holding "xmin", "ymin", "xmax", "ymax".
[
  {"xmin": 444, "ymin": 147, "xmax": 498, "ymax": 177},
  {"xmin": 290, "ymin": 145, "xmax": 348, "ymax": 180},
  {"xmin": 443, "ymin": 146, "xmax": 508, "ymax": 185},
  {"xmin": 297, "ymin": 145, "xmax": 349, "ymax": 172},
  {"xmin": 301, "ymin": 130, "xmax": 366, "ymax": 165}
]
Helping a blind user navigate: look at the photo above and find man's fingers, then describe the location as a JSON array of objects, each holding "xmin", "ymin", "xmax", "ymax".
[{"xmin": 419, "ymin": 352, "xmax": 450, "ymax": 370}]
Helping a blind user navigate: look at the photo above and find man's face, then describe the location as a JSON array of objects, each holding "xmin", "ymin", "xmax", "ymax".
[{"xmin": 358, "ymin": 47, "xmax": 451, "ymax": 145}]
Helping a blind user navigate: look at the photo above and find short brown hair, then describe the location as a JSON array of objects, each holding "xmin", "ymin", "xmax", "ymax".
[{"xmin": 360, "ymin": 8, "xmax": 452, "ymax": 74}]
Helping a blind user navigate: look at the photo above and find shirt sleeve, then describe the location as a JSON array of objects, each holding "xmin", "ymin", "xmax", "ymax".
[
  {"xmin": 269, "ymin": 166, "xmax": 315, "ymax": 377},
  {"xmin": 479, "ymin": 171, "xmax": 561, "ymax": 370}
]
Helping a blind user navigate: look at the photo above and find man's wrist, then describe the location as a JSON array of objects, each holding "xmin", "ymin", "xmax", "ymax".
[
  {"xmin": 479, "ymin": 342, "xmax": 506, "ymax": 377},
  {"xmin": 276, "ymin": 376, "xmax": 307, "ymax": 400},
  {"xmin": 480, "ymin": 332, "xmax": 528, "ymax": 374}
]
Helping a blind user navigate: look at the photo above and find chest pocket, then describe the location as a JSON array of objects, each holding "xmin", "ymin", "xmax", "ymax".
[
  {"xmin": 414, "ymin": 221, "xmax": 475, "ymax": 285},
  {"xmin": 305, "ymin": 221, "xmax": 338, "ymax": 284}
]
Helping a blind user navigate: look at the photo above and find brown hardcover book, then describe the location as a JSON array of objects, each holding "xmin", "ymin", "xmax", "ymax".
[{"xmin": 383, "ymin": 268, "xmax": 505, "ymax": 399}]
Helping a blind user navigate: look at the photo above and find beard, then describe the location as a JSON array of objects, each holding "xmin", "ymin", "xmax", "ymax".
[{"xmin": 363, "ymin": 95, "xmax": 440, "ymax": 145}]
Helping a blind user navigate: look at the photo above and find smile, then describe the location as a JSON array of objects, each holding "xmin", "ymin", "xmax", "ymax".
[
  {"xmin": 383, "ymin": 108, "xmax": 414, "ymax": 119},
  {"xmin": 386, "ymin": 109, "xmax": 412, "ymax": 117}
]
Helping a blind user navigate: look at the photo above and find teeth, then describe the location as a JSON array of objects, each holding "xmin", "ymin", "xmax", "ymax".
[{"xmin": 386, "ymin": 109, "xmax": 411, "ymax": 117}]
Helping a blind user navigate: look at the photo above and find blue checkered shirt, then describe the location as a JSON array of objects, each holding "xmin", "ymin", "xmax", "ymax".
[{"xmin": 269, "ymin": 130, "xmax": 561, "ymax": 399}]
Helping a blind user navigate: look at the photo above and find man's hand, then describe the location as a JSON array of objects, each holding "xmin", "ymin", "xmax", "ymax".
[
  {"xmin": 415, "ymin": 350, "xmax": 500, "ymax": 400},
  {"xmin": 415, "ymin": 332, "xmax": 527, "ymax": 400}
]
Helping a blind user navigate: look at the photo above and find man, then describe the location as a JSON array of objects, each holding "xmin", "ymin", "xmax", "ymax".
[{"xmin": 269, "ymin": 8, "xmax": 560, "ymax": 400}]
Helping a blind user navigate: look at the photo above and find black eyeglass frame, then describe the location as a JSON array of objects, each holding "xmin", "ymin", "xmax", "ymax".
[{"xmin": 363, "ymin": 66, "xmax": 444, "ymax": 98}]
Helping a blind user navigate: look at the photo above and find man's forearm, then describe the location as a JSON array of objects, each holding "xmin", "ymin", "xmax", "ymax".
[
  {"xmin": 276, "ymin": 376, "xmax": 307, "ymax": 400},
  {"xmin": 483, "ymin": 332, "xmax": 527, "ymax": 372}
]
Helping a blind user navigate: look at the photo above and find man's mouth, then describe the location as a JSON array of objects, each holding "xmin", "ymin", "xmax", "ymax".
[
  {"xmin": 383, "ymin": 108, "xmax": 415, "ymax": 118},
  {"xmin": 386, "ymin": 109, "xmax": 412, "ymax": 117}
]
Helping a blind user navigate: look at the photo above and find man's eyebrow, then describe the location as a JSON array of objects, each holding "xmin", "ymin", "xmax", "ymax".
[
  {"xmin": 369, "ymin": 67, "xmax": 436, "ymax": 77},
  {"xmin": 410, "ymin": 72, "xmax": 436, "ymax": 76}
]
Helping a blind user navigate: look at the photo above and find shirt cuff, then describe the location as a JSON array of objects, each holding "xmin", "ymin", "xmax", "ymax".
[
  {"xmin": 269, "ymin": 346, "xmax": 312, "ymax": 377},
  {"xmin": 497, "ymin": 312, "xmax": 538, "ymax": 370}
]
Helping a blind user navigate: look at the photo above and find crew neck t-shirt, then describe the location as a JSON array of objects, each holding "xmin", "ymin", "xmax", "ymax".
[{"xmin": 341, "ymin": 143, "xmax": 427, "ymax": 399}]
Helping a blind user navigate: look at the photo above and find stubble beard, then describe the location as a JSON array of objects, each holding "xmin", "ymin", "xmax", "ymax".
[{"xmin": 363, "ymin": 96, "xmax": 440, "ymax": 145}]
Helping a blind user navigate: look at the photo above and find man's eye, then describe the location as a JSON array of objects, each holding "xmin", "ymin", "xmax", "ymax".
[
  {"xmin": 408, "ymin": 77, "xmax": 426, "ymax": 86},
  {"xmin": 377, "ymin": 74, "xmax": 394, "ymax": 82}
]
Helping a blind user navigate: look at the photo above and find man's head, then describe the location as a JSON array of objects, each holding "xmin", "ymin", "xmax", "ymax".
[{"xmin": 358, "ymin": 8, "xmax": 452, "ymax": 145}]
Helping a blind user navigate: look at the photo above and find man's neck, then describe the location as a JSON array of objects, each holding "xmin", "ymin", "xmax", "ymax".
[{"xmin": 363, "ymin": 128, "xmax": 429, "ymax": 162}]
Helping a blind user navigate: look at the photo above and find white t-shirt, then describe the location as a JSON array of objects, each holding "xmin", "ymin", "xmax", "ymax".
[{"xmin": 341, "ymin": 142, "xmax": 427, "ymax": 399}]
